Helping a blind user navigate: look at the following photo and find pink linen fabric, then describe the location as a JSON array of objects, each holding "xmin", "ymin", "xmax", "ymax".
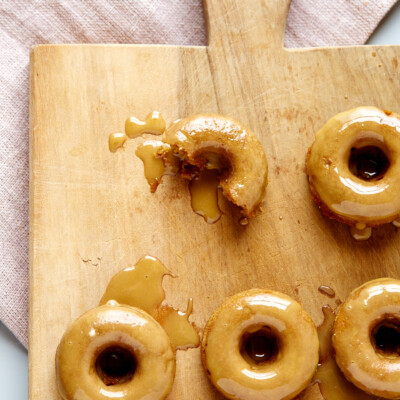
[{"xmin": 0, "ymin": 0, "xmax": 397, "ymax": 348}]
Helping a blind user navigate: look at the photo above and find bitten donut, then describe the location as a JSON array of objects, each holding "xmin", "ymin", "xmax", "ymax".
[
  {"xmin": 56, "ymin": 301, "xmax": 175, "ymax": 400},
  {"xmin": 201, "ymin": 289, "xmax": 319, "ymax": 400},
  {"xmin": 306, "ymin": 107, "xmax": 400, "ymax": 227},
  {"xmin": 332, "ymin": 278, "xmax": 400, "ymax": 399},
  {"xmin": 160, "ymin": 114, "xmax": 268, "ymax": 217}
]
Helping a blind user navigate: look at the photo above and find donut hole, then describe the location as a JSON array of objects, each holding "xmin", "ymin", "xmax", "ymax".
[
  {"xmin": 95, "ymin": 345, "xmax": 137, "ymax": 386},
  {"xmin": 348, "ymin": 145, "xmax": 390, "ymax": 181},
  {"xmin": 371, "ymin": 318, "xmax": 400, "ymax": 357},
  {"xmin": 240, "ymin": 326, "xmax": 280, "ymax": 365}
]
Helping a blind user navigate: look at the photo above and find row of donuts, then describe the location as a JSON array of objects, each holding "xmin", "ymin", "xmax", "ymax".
[
  {"xmin": 56, "ymin": 277, "xmax": 400, "ymax": 400},
  {"xmin": 109, "ymin": 106, "xmax": 400, "ymax": 238}
]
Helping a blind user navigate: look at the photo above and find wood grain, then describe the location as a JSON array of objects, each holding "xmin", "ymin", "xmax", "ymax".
[{"xmin": 29, "ymin": 0, "xmax": 400, "ymax": 398}]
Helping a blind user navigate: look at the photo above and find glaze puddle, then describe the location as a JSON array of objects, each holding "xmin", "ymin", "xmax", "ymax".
[
  {"xmin": 99, "ymin": 255, "xmax": 169, "ymax": 315},
  {"xmin": 108, "ymin": 111, "xmax": 166, "ymax": 153},
  {"xmin": 135, "ymin": 141, "xmax": 180, "ymax": 192},
  {"xmin": 350, "ymin": 225, "xmax": 372, "ymax": 241},
  {"xmin": 318, "ymin": 285, "xmax": 335, "ymax": 298},
  {"xmin": 125, "ymin": 111, "xmax": 165, "ymax": 138},
  {"xmin": 156, "ymin": 299, "xmax": 200, "ymax": 349},
  {"xmin": 135, "ymin": 141, "xmax": 167, "ymax": 192},
  {"xmin": 239, "ymin": 217, "xmax": 249, "ymax": 226},
  {"xmin": 313, "ymin": 306, "xmax": 383, "ymax": 400},
  {"xmin": 100, "ymin": 256, "xmax": 200, "ymax": 350},
  {"xmin": 136, "ymin": 143, "xmax": 222, "ymax": 224},
  {"xmin": 189, "ymin": 169, "xmax": 221, "ymax": 224},
  {"xmin": 109, "ymin": 133, "xmax": 128, "ymax": 153}
]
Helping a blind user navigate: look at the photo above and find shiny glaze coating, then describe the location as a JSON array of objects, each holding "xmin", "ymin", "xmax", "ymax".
[
  {"xmin": 161, "ymin": 114, "xmax": 268, "ymax": 217},
  {"xmin": 201, "ymin": 289, "xmax": 319, "ymax": 400},
  {"xmin": 56, "ymin": 301, "xmax": 175, "ymax": 400},
  {"xmin": 307, "ymin": 107, "xmax": 400, "ymax": 227},
  {"xmin": 332, "ymin": 278, "xmax": 400, "ymax": 399}
]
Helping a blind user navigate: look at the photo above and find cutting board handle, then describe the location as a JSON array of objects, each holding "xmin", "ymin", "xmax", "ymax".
[{"xmin": 203, "ymin": 0, "xmax": 292, "ymax": 49}]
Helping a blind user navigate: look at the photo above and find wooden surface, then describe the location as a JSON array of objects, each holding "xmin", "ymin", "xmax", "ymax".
[{"xmin": 29, "ymin": 0, "xmax": 400, "ymax": 398}]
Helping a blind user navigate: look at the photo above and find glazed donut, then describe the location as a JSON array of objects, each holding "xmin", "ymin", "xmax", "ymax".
[
  {"xmin": 201, "ymin": 289, "xmax": 319, "ymax": 400},
  {"xmin": 56, "ymin": 301, "xmax": 175, "ymax": 400},
  {"xmin": 160, "ymin": 114, "xmax": 268, "ymax": 217},
  {"xmin": 332, "ymin": 278, "xmax": 400, "ymax": 399},
  {"xmin": 306, "ymin": 107, "xmax": 400, "ymax": 228}
]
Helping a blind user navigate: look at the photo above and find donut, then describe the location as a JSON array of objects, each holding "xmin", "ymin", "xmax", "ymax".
[
  {"xmin": 332, "ymin": 278, "xmax": 400, "ymax": 399},
  {"xmin": 56, "ymin": 301, "xmax": 175, "ymax": 400},
  {"xmin": 201, "ymin": 289, "xmax": 319, "ymax": 400},
  {"xmin": 306, "ymin": 107, "xmax": 400, "ymax": 228},
  {"xmin": 160, "ymin": 114, "xmax": 268, "ymax": 218}
]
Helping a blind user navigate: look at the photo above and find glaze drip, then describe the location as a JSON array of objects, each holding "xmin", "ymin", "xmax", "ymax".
[
  {"xmin": 156, "ymin": 299, "xmax": 200, "ymax": 349},
  {"xmin": 135, "ymin": 140, "xmax": 180, "ymax": 192},
  {"xmin": 109, "ymin": 111, "xmax": 268, "ymax": 221},
  {"xmin": 314, "ymin": 306, "xmax": 383, "ymax": 400},
  {"xmin": 350, "ymin": 225, "xmax": 372, "ymax": 240},
  {"xmin": 135, "ymin": 141, "xmax": 222, "ymax": 223},
  {"xmin": 99, "ymin": 255, "xmax": 169, "ymax": 315},
  {"xmin": 108, "ymin": 111, "xmax": 166, "ymax": 153},
  {"xmin": 109, "ymin": 133, "xmax": 128, "ymax": 153},
  {"xmin": 100, "ymin": 256, "xmax": 200, "ymax": 350},
  {"xmin": 189, "ymin": 169, "xmax": 221, "ymax": 224},
  {"xmin": 135, "ymin": 141, "xmax": 168, "ymax": 192},
  {"xmin": 239, "ymin": 217, "xmax": 249, "ymax": 226},
  {"xmin": 125, "ymin": 111, "xmax": 166, "ymax": 138},
  {"xmin": 318, "ymin": 285, "xmax": 335, "ymax": 298}
]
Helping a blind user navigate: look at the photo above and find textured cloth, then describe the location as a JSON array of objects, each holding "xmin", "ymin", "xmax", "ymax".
[
  {"xmin": 285, "ymin": 0, "xmax": 398, "ymax": 47},
  {"xmin": 0, "ymin": 0, "xmax": 397, "ymax": 349}
]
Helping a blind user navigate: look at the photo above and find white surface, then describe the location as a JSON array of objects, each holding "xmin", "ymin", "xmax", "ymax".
[
  {"xmin": 0, "ymin": 322, "xmax": 28, "ymax": 399},
  {"xmin": 368, "ymin": 1, "xmax": 400, "ymax": 45},
  {"xmin": 0, "ymin": 2, "xmax": 399, "ymax": 398}
]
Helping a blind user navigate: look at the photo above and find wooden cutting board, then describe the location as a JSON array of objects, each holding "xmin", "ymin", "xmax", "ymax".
[{"xmin": 29, "ymin": 1, "xmax": 400, "ymax": 398}]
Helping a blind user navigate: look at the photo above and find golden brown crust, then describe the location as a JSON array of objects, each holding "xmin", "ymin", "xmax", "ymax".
[
  {"xmin": 161, "ymin": 114, "xmax": 268, "ymax": 218},
  {"xmin": 307, "ymin": 147, "xmax": 399, "ymax": 227},
  {"xmin": 306, "ymin": 107, "xmax": 400, "ymax": 228},
  {"xmin": 55, "ymin": 301, "xmax": 176, "ymax": 400},
  {"xmin": 201, "ymin": 289, "xmax": 319, "ymax": 400},
  {"xmin": 332, "ymin": 278, "xmax": 400, "ymax": 399}
]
